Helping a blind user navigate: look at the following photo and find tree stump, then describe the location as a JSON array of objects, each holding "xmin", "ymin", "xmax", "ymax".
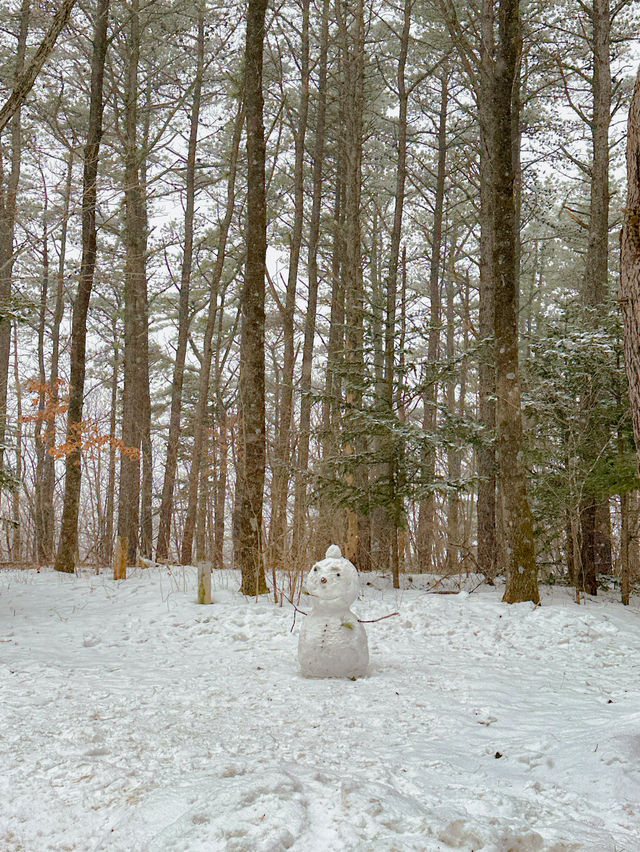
[
  {"xmin": 197, "ymin": 561, "xmax": 212, "ymax": 604},
  {"xmin": 114, "ymin": 536, "xmax": 127, "ymax": 581}
]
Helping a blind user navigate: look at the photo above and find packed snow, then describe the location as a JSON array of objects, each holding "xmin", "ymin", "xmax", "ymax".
[{"xmin": 1, "ymin": 563, "xmax": 639, "ymax": 851}]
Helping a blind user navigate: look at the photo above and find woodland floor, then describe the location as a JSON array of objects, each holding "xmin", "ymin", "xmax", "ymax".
[{"xmin": 1, "ymin": 564, "xmax": 639, "ymax": 851}]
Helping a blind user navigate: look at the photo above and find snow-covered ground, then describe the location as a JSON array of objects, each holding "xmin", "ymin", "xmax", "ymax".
[{"xmin": 1, "ymin": 564, "xmax": 639, "ymax": 851}]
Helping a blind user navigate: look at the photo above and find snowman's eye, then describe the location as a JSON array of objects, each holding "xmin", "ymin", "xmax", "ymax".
[
  {"xmin": 313, "ymin": 567, "xmax": 317, "ymax": 572},
  {"xmin": 336, "ymin": 572, "xmax": 340, "ymax": 577}
]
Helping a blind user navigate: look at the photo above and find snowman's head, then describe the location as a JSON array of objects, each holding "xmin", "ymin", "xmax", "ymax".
[{"xmin": 305, "ymin": 544, "xmax": 360, "ymax": 606}]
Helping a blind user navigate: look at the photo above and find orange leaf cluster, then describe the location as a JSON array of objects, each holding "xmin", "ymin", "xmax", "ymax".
[{"xmin": 24, "ymin": 378, "xmax": 139, "ymax": 461}]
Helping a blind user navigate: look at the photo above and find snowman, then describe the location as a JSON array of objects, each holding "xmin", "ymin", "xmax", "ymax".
[{"xmin": 298, "ymin": 544, "xmax": 369, "ymax": 679}]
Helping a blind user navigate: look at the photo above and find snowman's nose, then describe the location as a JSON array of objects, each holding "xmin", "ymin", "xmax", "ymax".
[{"xmin": 320, "ymin": 577, "xmax": 327, "ymax": 584}]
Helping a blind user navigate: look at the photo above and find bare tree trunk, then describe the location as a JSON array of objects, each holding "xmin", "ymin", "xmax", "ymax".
[
  {"xmin": 579, "ymin": 0, "xmax": 613, "ymax": 594},
  {"xmin": 339, "ymin": 0, "xmax": 365, "ymax": 567},
  {"xmin": 418, "ymin": 65, "xmax": 448, "ymax": 572},
  {"xmin": 156, "ymin": 6, "xmax": 205, "ymax": 562},
  {"xmin": 621, "ymin": 68, "xmax": 640, "ymax": 468},
  {"xmin": 233, "ymin": 0, "xmax": 269, "ymax": 595},
  {"xmin": 370, "ymin": 210, "xmax": 389, "ymax": 570},
  {"xmin": 317, "ymin": 171, "xmax": 345, "ymax": 551},
  {"xmin": 101, "ymin": 312, "xmax": 119, "ymax": 567},
  {"xmin": 12, "ymin": 321, "xmax": 22, "ymax": 560},
  {"xmin": 292, "ymin": 0, "xmax": 329, "ymax": 569},
  {"xmin": 476, "ymin": 0, "xmax": 497, "ymax": 582},
  {"xmin": 40, "ymin": 150, "xmax": 72, "ymax": 562},
  {"xmin": 213, "ymin": 402, "xmax": 228, "ymax": 569},
  {"xmin": 0, "ymin": 0, "xmax": 29, "ymax": 478},
  {"xmin": 54, "ymin": 0, "xmax": 109, "ymax": 573},
  {"xmin": 491, "ymin": 0, "xmax": 538, "ymax": 604},
  {"xmin": 269, "ymin": 0, "xmax": 311, "ymax": 575},
  {"xmin": 180, "ymin": 100, "xmax": 243, "ymax": 565},
  {"xmin": 195, "ymin": 423, "xmax": 210, "ymax": 563},
  {"xmin": 117, "ymin": 0, "xmax": 150, "ymax": 565},
  {"xmin": 34, "ymin": 172, "xmax": 49, "ymax": 563},
  {"xmin": 445, "ymin": 236, "xmax": 460, "ymax": 575},
  {"xmin": 620, "ymin": 491, "xmax": 630, "ymax": 605},
  {"xmin": 383, "ymin": 0, "xmax": 412, "ymax": 586}
]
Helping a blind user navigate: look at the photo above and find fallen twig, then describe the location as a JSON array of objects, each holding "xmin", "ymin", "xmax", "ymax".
[{"xmin": 357, "ymin": 611, "xmax": 399, "ymax": 623}]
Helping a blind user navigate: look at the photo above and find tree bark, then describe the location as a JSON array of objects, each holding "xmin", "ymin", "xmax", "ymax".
[
  {"xmin": 338, "ymin": 0, "xmax": 366, "ymax": 568},
  {"xmin": 0, "ymin": 0, "xmax": 77, "ymax": 134},
  {"xmin": 54, "ymin": 0, "xmax": 109, "ymax": 573},
  {"xmin": 12, "ymin": 321, "xmax": 22, "ymax": 560},
  {"xmin": 418, "ymin": 64, "xmax": 448, "ymax": 572},
  {"xmin": 180, "ymin": 100, "xmax": 243, "ymax": 565},
  {"xmin": 102, "ymin": 314, "xmax": 119, "ymax": 567},
  {"xmin": 491, "ymin": 0, "xmax": 538, "ymax": 604},
  {"xmin": 445, "ymin": 233, "xmax": 460, "ymax": 575},
  {"xmin": 621, "ymin": 68, "xmax": 640, "ymax": 497},
  {"xmin": 579, "ymin": 0, "xmax": 613, "ymax": 594},
  {"xmin": 233, "ymin": 0, "xmax": 269, "ymax": 595},
  {"xmin": 382, "ymin": 0, "xmax": 412, "ymax": 586},
  {"xmin": 292, "ymin": 0, "xmax": 329, "ymax": 569},
  {"xmin": 0, "ymin": 0, "xmax": 29, "ymax": 479},
  {"xmin": 117, "ymin": 0, "xmax": 150, "ymax": 565},
  {"xmin": 156, "ymin": 6, "xmax": 205, "ymax": 563},
  {"xmin": 40, "ymin": 150, "xmax": 72, "ymax": 563},
  {"xmin": 476, "ymin": 0, "xmax": 498, "ymax": 582},
  {"xmin": 268, "ymin": 0, "xmax": 311, "ymax": 575}
]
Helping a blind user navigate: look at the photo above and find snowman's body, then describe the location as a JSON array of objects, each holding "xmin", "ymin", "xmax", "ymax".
[{"xmin": 298, "ymin": 545, "xmax": 369, "ymax": 678}]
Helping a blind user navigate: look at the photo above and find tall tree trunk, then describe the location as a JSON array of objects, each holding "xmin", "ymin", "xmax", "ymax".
[
  {"xmin": 418, "ymin": 65, "xmax": 448, "ymax": 572},
  {"xmin": 156, "ymin": 6, "xmax": 205, "ymax": 563},
  {"xmin": 34, "ymin": 172, "xmax": 49, "ymax": 563},
  {"xmin": 370, "ymin": 210, "xmax": 389, "ymax": 570},
  {"xmin": 339, "ymin": 0, "xmax": 366, "ymax": 567},
  {"xmin": 292, "ymin": 0, "xmax": 329, "ymax": 569},
  {"xmin": 476, "ymin": 0, "xmax": 497, "ymax": 582},
  {"xmin": 579, "ymin": 0, "xmax": 612, "ymax": 595},
  {"xmin": 54, "ymin": 0, "xmax": 109, "ymax": 573},
  {"xmin": 621, "ymin": 67, "xmax": 640, "ymax": 471},
  {"xmin": 40, "ymin": 150, "xmax": 72, "ymax": 563},
  {"xmin": 491, "ymin": 0, "xmax": 538, "ymax": 604},
  {"xmin": 102, "ymin": 314, "xmax": 119, "ymax": 566},
  {"xmin": 383, "ymin": 0, "xmax": 411, "ymax": 586},
  {"xmin": 117, "ymin": 0, "xmax": 149, "ymax": 565},
  {"xmin": 268, "ymin": 0, "xmax": 311, "ymax": 575},
  {"xmin": 180, "ymin": 100, "xmax": 243, "ymax": 565},
  {"xmin": 0, "ymin": 0, "xmax": 29, "ymax": 477},
  {"xmin": 317, "ymin": 171, "xmax": 345, "ymax": 550},
  {"xmin": 213, "ymin": 401, "xmax": 228, "ymax": 569},
  {"xmin": 12, "ymin": 321, "xmax": 22, "ymax": 560},
  {"xmin": 233, "ymin": 0, "xmax": 269, "ymax": 595},
  {"xmin": 445, "ymin": 235, "xmax": 460, "ymax": 575}
]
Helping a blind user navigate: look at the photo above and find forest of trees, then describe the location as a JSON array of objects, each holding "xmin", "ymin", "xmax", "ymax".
[{"xmin": 1, "ymin": 0, "xmax": 640, "ymax": 604}]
